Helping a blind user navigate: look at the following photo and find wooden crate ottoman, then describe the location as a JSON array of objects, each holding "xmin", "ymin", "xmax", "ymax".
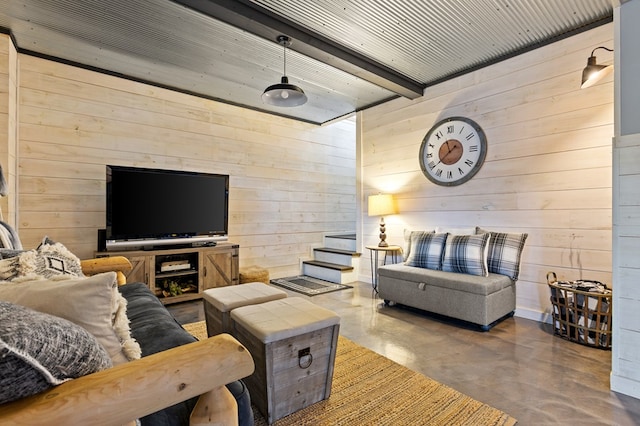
[
  {"xmin": 239, "ymin": 265, "xmax": 270, "ymax": 284},
  {"xmin": 202, "ymin": 282, "xmax": 288, "ymax": 337},
  {"xmin": 230, "ymin": 297, "xmax": 340, "ymax": 424}
]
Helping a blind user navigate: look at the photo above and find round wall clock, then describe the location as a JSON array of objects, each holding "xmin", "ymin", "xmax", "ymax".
[{"xmin": 419, "ymin": 116, "xmax": 487, "ymax": 186}]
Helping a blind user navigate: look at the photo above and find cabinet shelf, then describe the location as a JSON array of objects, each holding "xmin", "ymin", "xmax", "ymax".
[
  {"xmin": 155, "ymin": 269, "xmax": 198, "ymax": 279},
  {"xmin": 97, "ymin": 243, "xmax": 239, "ymax": 304}
]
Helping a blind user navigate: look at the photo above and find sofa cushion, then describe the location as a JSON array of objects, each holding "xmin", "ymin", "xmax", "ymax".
[
  {"xmin": 0, "ymin": 238, "xmax": 85, "ymax": 281},
  {"xmin": 476, "ymin": 228, "xmax": 528, "ymax": 280},
  {"xmin": 442, "ymin": 233, "xmax": 490, "ymax": 277},
  {"xmin": 0, "ymin": 272, "xmax": 140, "ymax": 365},
  {"xmin": 405, "ymin": 232, "xmax": 447, "ymax": 270},
  {"xmin": 378, "ymin": 263, "xmax": 514, "ymax": 295},
  {"xmin": 119, "ymin": 282, "xmax": 255, "ymax": 426},
  {"xmin": 0, "ymin": 301, "xmax": 112, "ymax": 404},
  {"xmin": 119, "ymin": 282, "xmax": 199, "ymax": 425},
  {"xmin": 120, "ymin": 282, "xmax": 197, "ymax": 356}
]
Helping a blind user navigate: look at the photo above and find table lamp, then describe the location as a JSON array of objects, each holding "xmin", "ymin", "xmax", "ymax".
[{"xmin": 368, "ymin": 194, "xmax": 397, "ymax": 247}]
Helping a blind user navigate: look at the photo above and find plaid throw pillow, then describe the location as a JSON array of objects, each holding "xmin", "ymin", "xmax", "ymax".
[
  {"xmin": 405, "ymin": 232, "xmax": 447, "ymax": 270},
  {"xmin": 476, "ymin": 228, "xmax": 528, "ymax": 280},
  {"xmin": 402, "ymin": 229, "xmax": 434, "ymax": 262},
  {"xmin": 442, "ymin": 233, "xmax": 490, "ymax": 276}
]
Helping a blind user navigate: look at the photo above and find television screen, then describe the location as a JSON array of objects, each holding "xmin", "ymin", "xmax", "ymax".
[{"xmin": 106, "ymin": 165, "xmax": 228, "ymax": 247}]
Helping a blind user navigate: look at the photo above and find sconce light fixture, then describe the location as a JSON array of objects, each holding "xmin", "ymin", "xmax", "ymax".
[
  {"xmin": 262, "ymin": 35, "xmax": 308, "ymax": 107},
  {"xmin": 581, "ymin": 46, "xmax": 613, "ymax": 89},
  {"xmin": 368, "ymin": 194, "xmax": 397, "ymax": 247}
]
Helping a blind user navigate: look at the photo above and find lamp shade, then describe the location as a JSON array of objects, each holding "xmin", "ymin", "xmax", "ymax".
[
  {"xmin": 262, "ymin": 76, "xmax": 308, "ymax": 107},
  {"xmin": 368, "ymin": 194, "xmax": 396, "ymax": 217},
  {"xmin": 580, "ymin": 47, "xmax": 613, "ymax": 89}
]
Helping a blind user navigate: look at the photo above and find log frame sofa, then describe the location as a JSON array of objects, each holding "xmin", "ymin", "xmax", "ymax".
[{"xmin": 0, "ymin": 227, "xmax": 255, "ymax": 425}]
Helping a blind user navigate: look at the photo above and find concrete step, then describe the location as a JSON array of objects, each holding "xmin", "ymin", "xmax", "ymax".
[{"xmin": 302, "ymin": 260, "xmax": 357, "ymax": 284}]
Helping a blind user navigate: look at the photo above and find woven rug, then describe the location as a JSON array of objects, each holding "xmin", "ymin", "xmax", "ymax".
[
  {"xmin": 270, "ymin": 275, "xmax": 352, "ymax": 296},
  {"xmin": 183, "ymin": 321, "xmax": 517, "ymax": 425}
]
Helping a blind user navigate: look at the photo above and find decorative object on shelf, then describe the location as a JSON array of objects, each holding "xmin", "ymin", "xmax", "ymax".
[
  {"xmin": 580, "ymin": 46, "xmax": 613, "ymax": 89},
  {"xmin": 419, "ymin": 116, "xmax": 487, "ymax": 186},
  {"xmin": 262, "ymin": 35, "xmax": 307, "ymax": 107},
  {"xmin": 368, "ymin": 194, "xmax": 397, "ymax": 247}
]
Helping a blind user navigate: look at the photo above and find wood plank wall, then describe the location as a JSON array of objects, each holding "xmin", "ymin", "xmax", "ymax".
[
  {"xmin": 9, "ymin": 46, "xmax": 355, "ymax": 278},
  {"xmin": 359, "ymin": 24, "xmax": 614, "ymax": 321},
  {"xmin": 0, "ymin": 36, "xmax": 17, "ymax": 226},
  {"xmin": 613, "ymin": 133, "xmax": 640, "ymax": 396},
  {"xmin": 611, "ymin": 0, "xmax": 640, "ymax": 399}
]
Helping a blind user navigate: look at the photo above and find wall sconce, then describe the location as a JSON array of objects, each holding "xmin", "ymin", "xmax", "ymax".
[
  {"xmin": 581, "ymin": 46, "xmax": 613, "ymax": 89},
  {"xmin": 368, "ymin": 194, "xmax": 397, "ymax": 247}
]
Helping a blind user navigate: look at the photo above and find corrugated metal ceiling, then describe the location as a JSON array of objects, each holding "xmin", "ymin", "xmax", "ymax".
[
  {"xmin": 0, "ymin": 0, "xmax": 613, "ymax": 124},
  {"xmin": 253, "ymin": 0, "xmax": 612, "ymax": 83}
]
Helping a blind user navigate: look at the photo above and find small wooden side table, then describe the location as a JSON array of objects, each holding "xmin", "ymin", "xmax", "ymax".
[{"xmin": 366, "ymin": 245, "xmax": 402, "ymax": 292}]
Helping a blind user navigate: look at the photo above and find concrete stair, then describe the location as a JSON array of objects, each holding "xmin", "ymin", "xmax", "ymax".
[{"xmin": 302, "ymin": 234, "xmax": 360, "ymax": 284}]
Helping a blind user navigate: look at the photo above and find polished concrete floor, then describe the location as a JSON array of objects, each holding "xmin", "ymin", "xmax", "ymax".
[{"xmin": 168, "ymin": 281, "xmax": 640, "ymax": 425}]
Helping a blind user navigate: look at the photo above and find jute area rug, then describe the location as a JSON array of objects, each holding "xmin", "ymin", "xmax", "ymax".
[{"xmin": 183, "ymin": 321, "xmax": 517, "ymax": 426}]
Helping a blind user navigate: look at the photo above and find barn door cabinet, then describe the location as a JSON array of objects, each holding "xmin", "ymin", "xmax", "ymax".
[{"xmin": 97, "ymin": 243, "xmax": 239, "ymax": 304}]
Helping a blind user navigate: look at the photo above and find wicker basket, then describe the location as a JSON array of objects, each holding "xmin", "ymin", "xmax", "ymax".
[{"xmin": 547, "ymin": 272, "xmax": 612, "ymax": 349}]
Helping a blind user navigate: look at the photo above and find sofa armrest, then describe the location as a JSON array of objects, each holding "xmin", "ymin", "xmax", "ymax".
[
  {"xmin": 0, "ymin": 333, "xmax": 254, "ymax": 426},
  {"xmin": 81, "ymin": 256, "xmax": 132, "ymax": 285}
]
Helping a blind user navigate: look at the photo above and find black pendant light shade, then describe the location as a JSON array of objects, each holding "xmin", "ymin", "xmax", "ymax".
[
  {"xmin": 262, "ymin": 76, "xmax": 307, "ymax": 106},
  {"xmin": 262, "ymin": 35, "xmax": 307, "ymax": 107},
  {"xmin": 581, "ymin": 46, "xmax": 613, "ymax": 89}
]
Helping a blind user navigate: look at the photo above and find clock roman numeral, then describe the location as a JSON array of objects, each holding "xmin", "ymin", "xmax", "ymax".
[
  {"xmin": 465, "ymin": 159, "xmax": 474, "ymax": 167},
  {"xmin": 469, "ymin": 145, "xmax": 478, "ymax": 152},
  {"xmin": 466, "ymin": 133, "xmax": 475, "ymax": 141},
  {"xmin": 447, "ymin": 170, "xmax": 453, "ymax": 179},
  {"xmin": 435, "ymin": 169, "xmax": 443, "ymax": 177},
  {"xmin": 435, "ymin": 131, "xmax": 443, "ymax": 140},
  {"xmin": 447, "ymin": 125, "xmax": 454, "ymax": 134},
  {"xmin": 458, "ymin": 167, "xmax": 464, "ymax": 175},
  {"xmin": 428, "ymin": 161, "xmax": 437, "ymax": 170}
]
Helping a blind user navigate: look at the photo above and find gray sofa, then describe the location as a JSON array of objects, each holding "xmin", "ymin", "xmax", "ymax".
[
  {"xmin": 377, "ymin": 228, "xmax": 527, "ymax": 330},
  {"xmin": 378, "ymin": 265, "xmax": 515, "ymax": 330}
]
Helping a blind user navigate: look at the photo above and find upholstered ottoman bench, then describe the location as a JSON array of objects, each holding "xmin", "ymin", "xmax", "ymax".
[
  {"xmin": 202, "ymin": 282, "xmax": 288, "ymax": 337},
  {"xmin": 230, "ymin": 297, "xmax": 340, "ymax": 424}
]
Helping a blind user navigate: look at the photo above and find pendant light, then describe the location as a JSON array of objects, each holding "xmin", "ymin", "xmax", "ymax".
[
  {"xmin": 262, "ymin": 35, "xmax": 307, "ymax": 107},
  {"xmin": 581, "ymin": 46, "xmax": 613, "ymax": 89}
]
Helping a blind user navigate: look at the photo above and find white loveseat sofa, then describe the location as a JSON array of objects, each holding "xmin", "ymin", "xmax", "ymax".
[{"xmin": 378, "ymin": 227, "xmax": 528, "ymax": 330}]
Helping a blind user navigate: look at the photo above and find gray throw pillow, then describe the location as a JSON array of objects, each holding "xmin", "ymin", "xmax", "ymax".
[{"xmin": 0, "ymin": 301, "xmax": 112, "ymax": 404}]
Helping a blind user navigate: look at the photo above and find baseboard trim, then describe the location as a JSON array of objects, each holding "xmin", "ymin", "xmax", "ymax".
[
  {"xmin": 514, "ymin": 306, "xmax": 551, "ymax": 324},
  {"xmin": 611, "ymin": 373, "xmax": 640, "ymax": 400}
]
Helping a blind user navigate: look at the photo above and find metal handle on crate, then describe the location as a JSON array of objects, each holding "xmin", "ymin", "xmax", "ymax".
[
  {"xmin": 298, "ymin": 347, "xmax": 313, "ymax": 369},
  {"xmin": 547, "ymin": 271, "xmax": 557, "ymax": 285}
]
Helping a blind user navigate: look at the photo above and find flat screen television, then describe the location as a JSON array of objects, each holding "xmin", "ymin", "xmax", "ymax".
[{"xmin": 106, "ymin": 165, "xmax": 229, "ymax": 250}]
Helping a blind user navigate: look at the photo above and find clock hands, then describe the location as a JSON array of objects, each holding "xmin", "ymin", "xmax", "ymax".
[{"xmin": 431, "ymin": 140, "xmax": 461, "ymax": 169}]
